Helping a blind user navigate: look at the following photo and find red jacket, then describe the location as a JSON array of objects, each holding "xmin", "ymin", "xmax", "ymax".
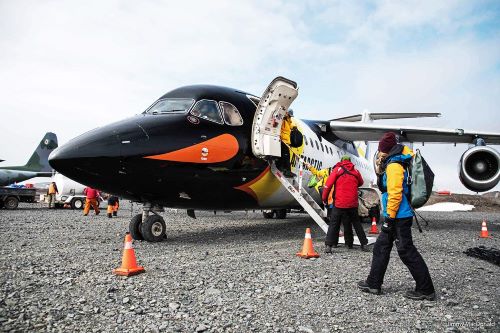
[
  {"xmin": 322, "ymin": 160, "xmax": 363, "ymax": 208},
  {"xmin": 83, "ymin": 187, "xmax": 100, "ymax": 199}
]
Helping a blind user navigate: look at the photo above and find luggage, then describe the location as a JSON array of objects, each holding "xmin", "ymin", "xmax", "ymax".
[{"xmin": 290, "ymin": 127, "xmax": 303, "ymax": 148}]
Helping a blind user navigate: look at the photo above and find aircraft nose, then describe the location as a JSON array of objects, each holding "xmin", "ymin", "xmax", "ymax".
[{"xmin": 49, "ymin": 126, "xmax": 122, "ymax": 184}]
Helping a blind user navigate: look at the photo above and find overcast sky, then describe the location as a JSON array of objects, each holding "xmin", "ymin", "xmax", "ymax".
[{"xmin": 1, "ymin": 1, "xmax": 499, "ymax": 193}]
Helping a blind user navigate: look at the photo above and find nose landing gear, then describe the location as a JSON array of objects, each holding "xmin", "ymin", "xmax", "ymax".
[{"xmin": 128, "ymin": 203, "xmax": 167, "ymax": 242}]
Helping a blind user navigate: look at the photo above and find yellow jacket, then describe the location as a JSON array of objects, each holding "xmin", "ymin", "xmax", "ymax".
[
  {"xmin": 382, "ymin": 145, "xmax": 414, "ymax": 219},
  {"xmin": 307, "ymin": 165, "xmax": 334, "ymax": 205},
  {"xmin": 280, "ymin": 116, "xmax": 295, "ymax": 145},
  {"xmin": 48, "ymin": 183, "xmax": 58, "ymax": 195}
]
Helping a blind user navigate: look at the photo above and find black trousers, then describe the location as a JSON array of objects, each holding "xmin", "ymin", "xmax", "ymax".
[
  {"xmin": 325, "ymin": 207, "xmax": 367, "ymax": 247},
  {"xmin": 366, "ymin": 217, "xmax": 435, "ymax": 294},
  {"xmin": 277, "ymin": 142, "xmax": 291, "ymax": 172}
]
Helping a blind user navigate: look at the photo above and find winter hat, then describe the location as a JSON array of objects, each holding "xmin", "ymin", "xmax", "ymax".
[
  {"xmin": 378, "ymin": 132, "xmax": 398, "ymax": 153},
  {"xmin": 341, "ymin": 155, "xmax": 351, "ymax": 161}
]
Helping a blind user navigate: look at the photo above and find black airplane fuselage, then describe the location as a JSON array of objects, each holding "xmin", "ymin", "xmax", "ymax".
[{"xmin": 50, "ymin": 85, "xmax": 273, "ymax": 210}]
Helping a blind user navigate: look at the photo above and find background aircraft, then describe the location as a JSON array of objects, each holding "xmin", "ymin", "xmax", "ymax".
[
  {"xmin": 0, "ymin": 132, "xmax": 58, "ymax": 186},
  {"xmin": 49, "ymin": 77, "xmax": 500, "ymax": 242}
]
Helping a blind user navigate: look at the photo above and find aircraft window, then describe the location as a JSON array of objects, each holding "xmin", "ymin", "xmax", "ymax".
[
  {"xmin": 219, "ymin": 101, "xmax": 243, "ymax": 126},
  {"xmin": 190, "ymin": 100, "xmax": 223, "ymax": 124},
  {"xmin": 309, "ymin": 138, "xmax": 313, "ymax": 147},
  {"xmin": 145, "ymin": 98, "xmax": 194, "ymax": 115},
  {"xmin": 304, "ymin": 135, "xmax": 308, "ymax": 145},
  {"xmin": 320, "ymin": 143, "xmax": 324, "ymax": 152},
  {"xmin": 315, "ymin": 141, "xmax": 319, "ymax": 150}
]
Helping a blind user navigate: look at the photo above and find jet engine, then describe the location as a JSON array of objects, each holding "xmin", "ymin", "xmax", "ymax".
[{"xmin": 459, "ymin": 144, "xmax": 500, "ymax": 192}]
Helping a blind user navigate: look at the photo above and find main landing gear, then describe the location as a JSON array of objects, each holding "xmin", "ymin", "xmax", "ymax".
[
  {"xmin": 262, "ymin": 209, "xmax": 287, "ymax": 219},
  {"xmin": 129, "ymin": 203, "xmax": 167, "ymax": 242}
]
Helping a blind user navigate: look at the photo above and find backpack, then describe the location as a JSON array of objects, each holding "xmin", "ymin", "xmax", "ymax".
[
  {"xmin": 410, "ymin": 149, "xmax": 434, "ymax": 208},
  {"xmin": 377, "ymin": 148, "xmax": 434, "ymax": 209},
  {"xmin": 290, "ymin": 127, "xmax": 303, "ymax": 148},
  {"xmin": 307, "ymin": 174, "xmax": 318, "ymax": 188}
]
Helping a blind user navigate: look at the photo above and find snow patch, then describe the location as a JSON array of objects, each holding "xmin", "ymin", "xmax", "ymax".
[{"xmin": 417, "ymin": 202, "xmax": 475, "ymax": 212}]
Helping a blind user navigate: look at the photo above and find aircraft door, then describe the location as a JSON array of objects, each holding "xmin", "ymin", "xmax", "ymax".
[{"xmin": 251, "ymin": 76, "xmax": 298, "ymax": 159}]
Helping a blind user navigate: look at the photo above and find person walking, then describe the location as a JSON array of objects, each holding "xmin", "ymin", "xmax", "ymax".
[
  {"xmin": 322, "ymin": 156, "xmax": 369, "ymax": 253},
  {"xmin": 83, "ymin": 186, "xmax": 100, "ymax": 216},
  {"xmin": 106, "ymin": 195, "xmax": 119, "ymax": 218},
  {"xmin": 47, "ymin": 181, "xmax": 58, "ymax": 209},
  {"xmin": 358, "ymin": 132, "xmax": 436, "ymax": 300}
]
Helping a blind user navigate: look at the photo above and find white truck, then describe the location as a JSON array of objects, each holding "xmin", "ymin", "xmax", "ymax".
[{"xmin": 52, "ymin": 173, "xmax": 87, "ymax": 209}]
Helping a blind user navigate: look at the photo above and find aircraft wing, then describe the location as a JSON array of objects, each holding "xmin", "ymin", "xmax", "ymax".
[{"xmin": 328, "ymin": 121, "xmax": 500, "ymax": 145}]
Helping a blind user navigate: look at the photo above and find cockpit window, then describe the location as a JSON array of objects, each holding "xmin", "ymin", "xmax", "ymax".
[
  {"xmin": 190, "ymin": 100, "xmax": 223, "ymax": 124},
  {"xmin": 247, "ymin": 95, "xmax": 260, "ymax": 107},
  {"xmin": 219, "ymin": 101, "xmax": 243, "ymax": 126},
  {"xmin": 145, "ymin": 98, "xmax": 194, "ymax": 115}
]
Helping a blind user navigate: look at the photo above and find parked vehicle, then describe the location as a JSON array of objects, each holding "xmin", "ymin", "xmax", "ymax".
[{"xmin": 0, "ymin": 187, "xmax": 36, "ymax": 210}]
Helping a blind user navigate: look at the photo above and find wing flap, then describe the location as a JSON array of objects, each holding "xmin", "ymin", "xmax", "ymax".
[{"xmin": 329, "ymin": 121, "xmax": 500, "ymax": 144}]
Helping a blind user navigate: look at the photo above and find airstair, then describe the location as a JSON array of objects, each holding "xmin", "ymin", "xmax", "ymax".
[{"xmin": 269, "ymin": 161, "xmax": 329, "ymax": 233}]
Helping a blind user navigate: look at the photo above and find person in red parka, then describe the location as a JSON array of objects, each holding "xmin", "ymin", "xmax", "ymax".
[
  {"xmin": 83, "ymin": 187, "xmax": 101, "ymax": 216},
  {"xmin": 322, "ymin": 155, "xmax": 369, "ymax": 253}
]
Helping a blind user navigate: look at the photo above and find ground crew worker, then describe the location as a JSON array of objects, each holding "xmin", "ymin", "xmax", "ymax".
[
  {"xmin": 107, "ymin": 195, "xmax": 119, "ymax": 218},
  {"xmin": 322, "ymin": 155, "xmax": 369, "ymax": 253},
  {"xmin": 83, "ymin": 186, "xmax": 100, "ymax": 216},
  {"xmin": 305, "ymin": 163, "xmax": 333, "ymax": 219},
  {"xmin": 47, "ymin": 181, "xmax": 58, "ymax": 209},
  {"xmin": 358, "ymin": 132, "xmax": 436, "ymax": 300},
  {"xmin": 278, "ymin": 109, "xmax": 296, "ymax": 178}
]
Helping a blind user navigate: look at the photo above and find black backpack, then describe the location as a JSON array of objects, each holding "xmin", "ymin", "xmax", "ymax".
[{"xmin": 290, "ymin": 127, "xmax": 303, "ymax": 148}]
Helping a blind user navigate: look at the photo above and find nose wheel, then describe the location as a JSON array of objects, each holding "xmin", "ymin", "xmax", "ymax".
[{"xmin": 128, "ymin": 203, "xmax": 167, "ymax": 242}]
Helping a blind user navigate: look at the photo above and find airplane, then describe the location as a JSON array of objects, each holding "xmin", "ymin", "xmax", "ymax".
[
  {"xmin": 48, "ymin": 77, "xmax": 500, "ymax": 242},
  {"xmin": 0, "ymin": 132, "xmax": 58, "ymax": 186}
]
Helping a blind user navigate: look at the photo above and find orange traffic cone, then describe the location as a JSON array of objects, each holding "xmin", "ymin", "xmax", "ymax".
[
  {"xmin": 480, "ymin": 220, "xmax": 490, "ymax": 238},
  {"xmin": 113, "ymin": 233, "xmax": 145, "ymax": 276},
  {"xmin": 368, "ymin": 217, "xmax": 379, "ymax": 235},
  {"xmin": 296, "ymin": 228, "xmax": 320, "ymax": 259}
]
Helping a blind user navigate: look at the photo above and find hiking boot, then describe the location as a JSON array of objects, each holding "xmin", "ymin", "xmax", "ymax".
[
  {"xmin": 96, "ymin": 211, "xmax": 100, "ymax": 216},
  {"xmin": 360, "ymin": 245, "xmax": 371, "ymax": 252},
  {"xmin": 332, "ymin": 244, "xmax": 338, "ymax": 248},
  {"xmin": 113, "ymin": 211, "xmax": 117, "ymax": 216},
  {"xmin": 346, "ymin": 245, "xmax": 353, "ymax": 249},
  {"xmin": 324, "ymin": 245, "xmax": 333, "ymax": 254},
  {"xmin": 357, "ymin": 280, "xmax": 381, "ymax": 295},
  {"xmin": 107, "ymin": 213, "xmax": 112, "ymax": 218},
  {"xmin": 404, "ymin": 290, "xmax": 436, "ymax": 301},
  {"xmin": 282, "ymin": 170, "xmax": 295, "ymax": 178}
]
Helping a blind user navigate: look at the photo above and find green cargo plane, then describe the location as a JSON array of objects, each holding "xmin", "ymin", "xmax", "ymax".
[{"xmin": 0, "ymin": 132, "xmax": 58, "ymax": 186}]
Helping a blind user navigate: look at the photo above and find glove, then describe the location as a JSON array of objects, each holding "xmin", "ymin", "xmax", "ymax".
[{"xmin": 381, "ymin": 217, "xmax": 395, "ymax": 233}]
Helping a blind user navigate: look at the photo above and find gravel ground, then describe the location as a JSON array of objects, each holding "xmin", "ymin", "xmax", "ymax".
[{"xmin": 1, "ymin": 202, "xmax": 499, "ymax": 333}]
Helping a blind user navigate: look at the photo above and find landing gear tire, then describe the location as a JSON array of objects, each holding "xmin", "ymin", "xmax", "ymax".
[
  {"xmin": 141, "ymin": 215, "xmax": 166, "ymax": 242},
  {"xmin": 129, "ymin": 214, "xmax": 144, "ymax": 241},
  {"xmin": 275, "ymin": 209, "xmax": 287, "ymax": 219},
  {"xmin": 71, "ymin": 198, "xmax": 84, "ymax": 210},
  {"xmin": 4, "ymin": 196, "xmax": 19, "ymax": 210},
  {"xmin": 263, "ymin": 211, "xmax": 274, "ymax": 219}
]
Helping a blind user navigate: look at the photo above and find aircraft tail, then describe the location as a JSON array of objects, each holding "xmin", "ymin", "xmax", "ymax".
[{"xmin": 21, "ymin": 132, "xmax": 59, "ymax": 172}]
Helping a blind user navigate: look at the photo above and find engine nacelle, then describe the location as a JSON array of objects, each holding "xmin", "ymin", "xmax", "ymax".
[{"xmin": 459, "ymin": 145, "xmax": 500, "ymax": 192}]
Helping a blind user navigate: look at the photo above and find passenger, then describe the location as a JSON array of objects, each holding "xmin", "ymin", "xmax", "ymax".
[
  {"xmin": 358, "ymin": 132, "xmax": 436, "ymax": 300},
  {"xmin": 322, "ymin": 155, "xmax": 368, "ymax": 253},
  {"xmin": 277, "ymin": 109, "xmax": 296, "ymax": 178},
  {"xmin": 47, "ymin": 181, "xmax": 58, "ymax": 209},
  {"xmin": 83, "ymin": 186, "xmax": 100, "ymax": 216},
  {"xmin": 304, "ymin": 162, "xmax": 333, "ymax": 218},
  {"xmin": 107, "ymin": 195, "xmax": 119, "ymax": 218}
]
